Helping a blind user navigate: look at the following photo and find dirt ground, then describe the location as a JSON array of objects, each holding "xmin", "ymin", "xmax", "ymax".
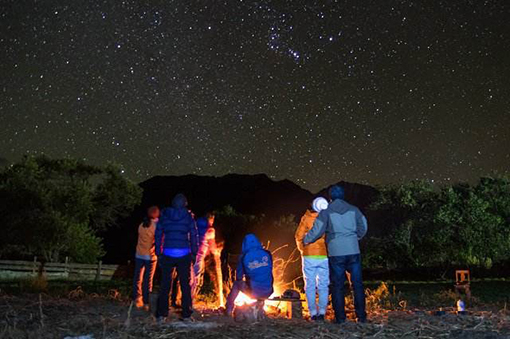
[{"xmin": 1, "ymin": 293, "xmax": 510, "ymax": 339}]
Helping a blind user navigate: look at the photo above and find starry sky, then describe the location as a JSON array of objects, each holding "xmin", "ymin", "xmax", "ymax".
[{"xmin": 1, "ymin": 0, "xmax": 509, "ymax": 192}]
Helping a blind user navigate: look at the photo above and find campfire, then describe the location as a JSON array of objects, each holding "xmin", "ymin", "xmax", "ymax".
[
  {"xmin": 231, "ymin": 244, "xmax": 303, "ymax": 319},
  {"xmin": 194, "ymin": 241, "xmax": 304, "ymax": 321}
]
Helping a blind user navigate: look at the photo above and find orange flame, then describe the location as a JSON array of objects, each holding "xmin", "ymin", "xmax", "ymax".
[
  {"xmin": 213, "ymin": 242, "xmax": 225, "ymax": 307},
  {"xmin": 234, "ymin": 291, "xmax": 258, "ymax": 306}
]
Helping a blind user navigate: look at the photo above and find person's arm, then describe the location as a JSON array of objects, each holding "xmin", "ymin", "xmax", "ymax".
[
  {"xmin": 189, "ymin": 216, "xmax": 199, "ymax": 256},
  {"xmin": 155, "ymin": 220, "xmax": 163, "ymax": 257},
  {"xmin": 304, "ymin": 211, "xmax": 327, "ymax": 245},
  {"xmin": 294, "ymin": 216, "xmax": 307, "ymax": 253},
  {"xmin": 356, "ymin": 209, "xmax": 368, "ymax": 240}
]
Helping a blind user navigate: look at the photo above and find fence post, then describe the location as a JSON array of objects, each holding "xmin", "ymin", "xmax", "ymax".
[
  {"xmin": 96, "ymin": 260, "xmax": 102, "ymax": 281},
  {"xmin": 64, "ymin": 257, "xmax": 69, "ymax": 279},
  {"xmin": 32, "ymin": 256, "xmax": 37, "ymax": 276}
]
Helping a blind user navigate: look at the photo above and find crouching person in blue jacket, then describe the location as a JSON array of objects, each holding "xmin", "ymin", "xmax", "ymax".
[
  {"xmin": 155, "ymin": 193, "xmax": 198, "ymax": 321},
  {"xmin": 225, "ymin": 234, "xmax": 274, "ymax": 316}
]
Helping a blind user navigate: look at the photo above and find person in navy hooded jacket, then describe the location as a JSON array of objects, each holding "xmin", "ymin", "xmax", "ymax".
[
  {"xmin": 225, "ymin": 233, "xmax": 274, "ymax": 316},
  {"xmin": 155, "ymin": 193, "xmax": 198, "ymax": 321}
]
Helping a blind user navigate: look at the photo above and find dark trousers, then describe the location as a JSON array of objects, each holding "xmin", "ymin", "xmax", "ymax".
[
  {"xmin": 225, "ymin": 280, "xmax": 250, "ymax": 314},
  {"xmin": 132, "ymin": 258, "xmax": 156, "ymax": 304},
  {"xmin": 157, "ymin": 254, "xmax": 193, "ymax": 318},
  {"xmin": 329, "ymin": 254, "xmax": 367, "ymax": 322}
]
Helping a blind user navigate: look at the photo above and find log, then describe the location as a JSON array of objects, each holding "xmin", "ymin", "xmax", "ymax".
[{"xmin": 233, "ymin": 301, "xmax": 266, "ymax": 323}]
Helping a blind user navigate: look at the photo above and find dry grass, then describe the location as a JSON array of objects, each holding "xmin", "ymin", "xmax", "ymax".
[{"xmin": 0, "ymin": 290, "xmax": 510, "ymax": 338}]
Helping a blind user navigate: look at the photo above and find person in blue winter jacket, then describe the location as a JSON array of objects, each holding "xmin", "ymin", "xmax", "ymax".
[
  {"xmin": 155, "ymin": 193, "xmax": 198, "ymax": 321},
  {"xmin": 225, "ymin": 233, "xmax": 274, "ymax": 316}
]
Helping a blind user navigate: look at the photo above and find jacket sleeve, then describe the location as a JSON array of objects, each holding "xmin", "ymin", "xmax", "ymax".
[
  {"xmin": 304, "ymin": 211, "xmax": 327, "ymax": 245},
  {"xmin": 189, "ymin": 216, "xmax": 199, "ymax": 256},
  {"xmin": 356, "ymin": 209, "xmax": 368, "ymax": 240},
  {"xmin": 155, "ymin": 220, "xmax": 163, "ymax": 257},
  {"xmin": 236, "ymin": 255, "xmax": 245, "ymax": 282},
  {"xmin": 294, "ymin": 216, "xmax": 307, "ymax": 253}
]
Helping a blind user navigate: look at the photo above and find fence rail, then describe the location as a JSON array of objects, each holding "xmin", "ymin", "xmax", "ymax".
[{"xmin": 0, "ymin": 258, "xmax": 128, "ymax": 281}]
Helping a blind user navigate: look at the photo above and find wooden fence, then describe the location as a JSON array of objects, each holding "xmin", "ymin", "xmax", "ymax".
[{"xmin": 0, "ymin": 257, "xmax": 128, "ymax": 281}]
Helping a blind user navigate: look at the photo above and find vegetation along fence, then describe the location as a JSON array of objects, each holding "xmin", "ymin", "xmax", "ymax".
[{"xmin": 0, "ymin": 258, "xmax": 128, "ymax": 281}]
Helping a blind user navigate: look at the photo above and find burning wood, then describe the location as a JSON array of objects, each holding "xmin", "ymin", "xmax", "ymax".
[{"xmin": 233, "ymin": 300, "xmax": 266, "ymax": 322}]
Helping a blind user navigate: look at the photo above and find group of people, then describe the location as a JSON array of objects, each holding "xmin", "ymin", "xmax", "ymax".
[
  {"xmin": 132, "ymin": 184, "xmax": 368, "ymax": 324},
  {"xmin": 296, "ymin": 185, "xmax": 368, "ymax": 323}
]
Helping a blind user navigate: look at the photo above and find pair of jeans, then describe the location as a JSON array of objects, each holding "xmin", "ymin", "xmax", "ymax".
[
  {"xmin": 302, "ymin": 257, "xmax": 329, "ymax": 316},
  {"xmin": 157, "ymin": 254, "xmax": 193, "ymax": 318},
  {"xmin": 329, "ymin": 254, "xmax": 366, "ymax": 322},
  {"xmin": 132, "ymin": 258, "xmax": 157, "ymax": 304}
]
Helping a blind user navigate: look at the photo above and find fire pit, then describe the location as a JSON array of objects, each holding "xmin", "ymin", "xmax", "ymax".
[
  {"xmin": 267, "ymin": 289, "xmax": 304, "ymax": 319},
  {"xmin": 232, "ymin": 289, "xmax": 304, "ymax": 322},
  {"xmin": 233, "ymin": 300, "xmax": 266, "ymax": 322}
]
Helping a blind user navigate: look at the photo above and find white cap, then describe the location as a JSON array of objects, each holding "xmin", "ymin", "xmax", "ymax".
[{"xmin": 312, "ymin": 197, "xmax": 328, "ymax": 212}]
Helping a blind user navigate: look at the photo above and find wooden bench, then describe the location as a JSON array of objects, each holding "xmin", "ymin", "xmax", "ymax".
[{"xmin": 266, "ymin": 296, "xmax": 305, "ymax": 319}]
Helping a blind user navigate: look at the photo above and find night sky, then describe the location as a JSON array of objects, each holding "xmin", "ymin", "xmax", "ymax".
[{"xmin": 1, "ymin": 1, "xmax": 509, "ymax": 192}]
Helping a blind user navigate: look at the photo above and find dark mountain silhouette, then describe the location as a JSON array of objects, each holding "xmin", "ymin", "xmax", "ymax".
[
  {"xmin": 139, "ymin": 173, "xmax": 313, "ymax": 218},
  {"xmin": 102, "ymin": 173, "xmax": 380, "ymax": 263},
  {"xmin": 103, "ymin": 174, "xmax": 312, "ymax": 263}
]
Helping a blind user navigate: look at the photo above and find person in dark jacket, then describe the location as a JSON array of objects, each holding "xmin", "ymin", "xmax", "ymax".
[
  {"xmin": 225, "ymin": 234, "xmax": 274, "ymax": 316},
  {"xmin": 155, "ymin": 194, "xmax": 198, "ymax": 321}
]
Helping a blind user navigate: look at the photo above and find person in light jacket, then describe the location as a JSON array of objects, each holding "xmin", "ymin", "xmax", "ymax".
[
  {"xmin": 132, "ymin": 206, "xmax": 160, "ymax": 309},
  {"xmin": 295, "ymin": 197, "xmax": 329, "ymax": 321},
  {"xmin": 191, "ymin": 213, "xmax": 217, "ymax": 297}
]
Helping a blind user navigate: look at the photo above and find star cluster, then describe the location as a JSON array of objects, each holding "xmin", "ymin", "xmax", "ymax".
[{"xmin": 1, "ymin": 0, "xmax": 509, "ymax": 191}]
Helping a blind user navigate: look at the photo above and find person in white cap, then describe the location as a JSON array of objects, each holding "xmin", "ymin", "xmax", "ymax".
[
  {"xmin": 295, "ymin": 197, "xmax": 329, "ymax": 321},
  {"xmin": 304, "ymin": 185, "xmax": 368, "ymax": 324}
]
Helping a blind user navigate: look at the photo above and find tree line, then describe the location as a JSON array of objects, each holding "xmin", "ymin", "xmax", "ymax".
[
  {"xmin": 1, "ymin": 156, "xmax": 509, "ymax": 270},
  {"xmin": 0, "ymin": 156, "xmax": 141, "ymax": 263},
  {"xmin": 364, "ymin": 177, "xmax": 510, "ymax": 270}
]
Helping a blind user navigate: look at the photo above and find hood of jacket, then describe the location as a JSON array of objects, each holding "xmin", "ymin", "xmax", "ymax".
[
  {"xmin": 242, "ymin": 233, "xmax": 263, "ymax": 254},
  {"xmin": 328, "ymin": 199, "xmax": 351, "ymax": 214},
  {"xmin": 172, "ymin": 194, "xmax": 188, "ymax": 208}
]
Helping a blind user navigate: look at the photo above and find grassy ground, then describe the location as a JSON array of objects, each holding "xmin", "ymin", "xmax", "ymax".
[
  {"xmin": 0, "ymin": 278, "xmax": 509, "ymax": 338},
  {"xmin": 369, "ymin": 280, "xmax": 510, "ymax": 309}
]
